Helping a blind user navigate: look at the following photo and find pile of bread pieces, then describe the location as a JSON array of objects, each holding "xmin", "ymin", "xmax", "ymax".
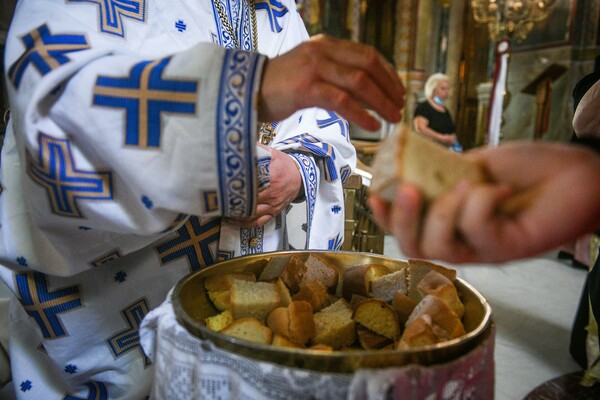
[{"xmin": 203, "ymin": 253, "xmax": 466, "ymax": 351}]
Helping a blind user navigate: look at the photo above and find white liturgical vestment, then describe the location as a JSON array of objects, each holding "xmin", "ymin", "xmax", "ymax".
[{"xmin": 0, "ymin": 0, "xmax": 356, "ymax": 398}]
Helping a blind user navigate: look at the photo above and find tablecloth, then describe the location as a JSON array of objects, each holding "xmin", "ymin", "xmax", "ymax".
[{"xmin": 140, "ymin": 288, "xmax": 495, "ymax": 400}]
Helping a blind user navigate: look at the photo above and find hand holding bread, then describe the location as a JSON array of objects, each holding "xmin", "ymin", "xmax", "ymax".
[
  {"xmin": 369, "ymin": 128, "xmax": 600, "ymax": 263},
  {"xmin": 370, "ymin": 124, "xmax": 535, "ymax": 215}
]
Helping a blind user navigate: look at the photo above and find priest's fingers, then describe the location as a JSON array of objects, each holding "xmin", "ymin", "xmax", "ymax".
[
  {"xmin": 313, "ymin": 57, "xmax": 402, "ymax": 125},
  {"xmin": 300, "ymin": 81, "xmax": 391, "ymax": 131},
  {"xmin": 224, "ymin": 204, "xmax": 275, "ymax": 228},
  {"xmin": 259, "ymin": 35, "xmax": 405, "ymax": 131},
  {"xmin": 310, "ymin": 35, "xmax": 405, "ymax": 114}
]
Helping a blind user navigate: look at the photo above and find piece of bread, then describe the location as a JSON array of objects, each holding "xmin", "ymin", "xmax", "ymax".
[
  {"xmin": 352, "ymin": 298, "xmax": 400, "ymax": 340},
  {"xmin": 208, "ymin": 290, "xmax": 231, "ymax": 311},
  {"xmin": 220, "ymin": 317, "xmax": 272, "ymax": 345},
  {"xmin": 230, "ymin": 280, "xmax": 281, "ymax": 321},
  {"xmin": 280, "ymin": 254, "xmax": 309, "ymax": 293},
  {"xmin": 391, "ymin": 291, "xmax": 417, "ymax": 326},
  {"xmin": 384, "ymin": 259, "xmax": 410, "ymax": 273},
  {"xmin": 274, "ymin": 277, "xmax": 293, "ymax": 307},
  {"xmin": 407, "ymin": 259, "xmax": 457, "ymax": 302},
  {"xmin": 204, "ymin": 272, "xmax": 256, "ymax": 291},
  {"xmin": 370, "ymin": 124, "xmax": 488, "ymax": 203},
  {"xmin": 301, "ymin": 254, "xmax": 339, "ymax": 290},
  {"xmin": 396, "ymin": 314, "xmax": 439, "ymax": 350},
  {"xmin": 356, "ymin": 325, "xmax": 393, "ymax": 350},
  {"xmin": 369, "ymin": 269, "xmax": 408, "ymax": 302},
  {"xmin": 259, "ymin": 254, "xmax": 292, "ymax": 281},
  {"xmin": 293, "ymin": 280, "xmax": 330, "ymax": 312},
  {"xmin": 417, "ymin": 270, "xmax": 465, "ymax": 318},
  {"xmin": 308, "ymin": 343, "xmax": 333, "ymax": 352},
  {"xmin": 205, "ymin": 310, "xmax": 234, "ymax": 332},
  {"xmin": 349, "ymin": 293, "xmax": 370, "ymax": 310},
  {"xmin": 277, "ymin": 254, "xmax": 339, "ymax": 295},
  {"xmin": 267, "ymin": 300, "xmax": 316, "ymax": 346},
  {"xmin": 406, "ymin": 294, "xmax": 466, "ymax": 340},
  {"xmin": 271, "ymin": 333, "xmax": 303, "ymax": 348},
  {"xmin": 287, "ymin": 300, "xmax": 316, "ymax": 345},
  {"xmin": 312, "ymin": 298, "xmax": 356, "ymax": 349},
  {"xmin": 266, "ymin": 307, "xmax": 290, "ymax": 338},
  {"xmin": 370, "ymin": 124, "xmax": 533, "ymax": 216},
  {"xmin": 342, "ymin": 263, "xmax": 391, "ymax": 300}
]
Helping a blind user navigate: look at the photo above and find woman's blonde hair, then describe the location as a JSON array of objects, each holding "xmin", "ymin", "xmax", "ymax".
[{"xmin": 424, "ymin": 73, "xmax": 449, "ymax": 99}]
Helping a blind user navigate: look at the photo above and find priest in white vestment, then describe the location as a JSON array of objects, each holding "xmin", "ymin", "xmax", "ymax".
[{"xmin": 0, "ymin": 0, "xmax": 406, "ymax": 398}]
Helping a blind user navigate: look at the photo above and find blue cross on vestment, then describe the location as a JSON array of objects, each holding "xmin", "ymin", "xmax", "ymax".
[
  {"xmin": 156, "ymin": 216, "xmax": 221, "ymax": 271},
  {"xmin": 328, "ymin": 233, "xmax": 343, "ymax": 251},
  {"xmin": 317, "ymin": 111, "xmax": 350, "ymax": 142},
  {"xmin": 340, "ymin": 164, "xmax": 352, "ymax": 184},
  {"xmin": 93, "ymin": 57, "xmax": 198, "ymax": 149},
  {"xmin": 7, "ymin": 24, "xmax": 90, "ymax": 89},
  {"xmin": 254, "ymin": 0, "xmax": 289, "ymax": 33},
  {"xmin": 15, "ymin": 272, "xmax": 82, "ymax": 339},
  {"xmin": 64, "ymin": 381, "xmax": 108, "ymax": 400},
  {"xmin": 67, "ymin": 0, "xmax": 147, "ymax": 37},
  {"xmin": 26, "ymin": 133, "xmax": 113, "ymax": 218},
  {"xmin": 106, "ymin": 298, "xmax": 151, "ymax": 367},
  {"xmin": 279, "ymin": 134, "xmax": 339, "ymax": 182}
]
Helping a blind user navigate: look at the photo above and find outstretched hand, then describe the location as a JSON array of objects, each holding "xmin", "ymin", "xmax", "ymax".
[
  {"xmin": 369, "ymin": 142, "xmax": 600, "ymax": 263},
  {"xmin": 259, "ymin": 34, "xmax": 406, "ymax": 132}
]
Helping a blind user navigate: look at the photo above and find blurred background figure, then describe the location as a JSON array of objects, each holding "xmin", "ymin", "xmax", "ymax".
[{"xmin": 413, "ymin": 73, "xmax": 461, "ymax": 152}]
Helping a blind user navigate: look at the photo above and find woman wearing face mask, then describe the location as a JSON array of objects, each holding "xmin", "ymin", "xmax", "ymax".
[{"xmin": 413, "ymin": 73, "xmax": 461, "ymax": 151}]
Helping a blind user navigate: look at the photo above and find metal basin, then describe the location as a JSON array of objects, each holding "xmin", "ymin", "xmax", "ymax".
[{"xmin": 172, "ymin": 250, "xmax": 492, "ymax": 373}]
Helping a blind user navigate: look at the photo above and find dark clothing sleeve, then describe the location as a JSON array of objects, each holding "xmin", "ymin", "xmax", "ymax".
[
  {"xmin": 571, "ymin": 249, "xmax": 600, "ymax": 369},
  {"xmin": 569, "ymin": 59, "xmax": 600, "ymax": 370}
]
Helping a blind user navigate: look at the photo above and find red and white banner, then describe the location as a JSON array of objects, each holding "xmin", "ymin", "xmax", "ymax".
[{"xmin": 487, "ymin": 40, "xmax": 510, "ymax": 147}]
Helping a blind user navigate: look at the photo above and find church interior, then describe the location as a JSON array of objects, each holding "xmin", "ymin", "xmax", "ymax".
[
  {"xmin": 1, "ymin": 1, "xmax": 600, "ymax": 398},
  {"xmin": 295, "ymin": 0, "xmax": 597, "ymax": 148},
  {"xmin": 2, "ymin": 1, "xmax": 597, "ymax": 152}
]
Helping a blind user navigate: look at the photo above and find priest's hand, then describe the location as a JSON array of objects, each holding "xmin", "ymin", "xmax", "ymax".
[
  {"xmin": 226, "ymin": 145, "xmax": 302, "ymax": 228},
  {"xmin": 259, "ymin": 34, "xmax": 405, "ymax": 132}
]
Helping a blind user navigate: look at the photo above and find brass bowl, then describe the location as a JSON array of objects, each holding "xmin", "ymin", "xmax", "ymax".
[{"xmin": 172, "ymin": 250, "xmax": 492, "ymax": 373}]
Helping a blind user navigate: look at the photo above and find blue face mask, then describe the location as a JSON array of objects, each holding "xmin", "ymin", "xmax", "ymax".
[{"xmin": 433, "ymin": 96, "xmax": 445, "ymax": 105}]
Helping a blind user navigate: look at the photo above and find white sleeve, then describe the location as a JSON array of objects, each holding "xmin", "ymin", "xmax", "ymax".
[
  {"xmin": 2, "ymin": 0, "xmax": 266, "ymax": 273},
  {"xmin": 258, "ymin": 0, "xmax": 357, "ymax": 250}
]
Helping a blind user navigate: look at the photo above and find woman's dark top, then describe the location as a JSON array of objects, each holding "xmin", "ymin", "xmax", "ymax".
[{"xmin": 413, "ymin": 101, "xmax": 456, "ymax": 135}]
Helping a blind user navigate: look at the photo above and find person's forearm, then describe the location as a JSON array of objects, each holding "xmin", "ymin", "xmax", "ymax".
[{"xmin": 416, "ymin": 126, "xmax": 454, "ymax": 144}]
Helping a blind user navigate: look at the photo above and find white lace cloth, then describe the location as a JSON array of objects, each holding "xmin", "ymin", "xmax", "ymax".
[{"xmin": 140, "ymin": 291, "xmax": 495, "ymax": 400}]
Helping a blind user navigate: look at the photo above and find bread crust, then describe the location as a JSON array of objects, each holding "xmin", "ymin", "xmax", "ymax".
[
  {"xmin": 417, "ymin": 270, "xmax": 465, "ymax": 318},
  {"xmin": 293, "ymin": 280, "xmax": 330, "ymax": 312},
  {"xmin": 221, "ymin": 317, "xmax": 273, "ymax": 345},
  {"xmin": 406, "ymin": 294, "xmax": 466, "ymax": 341},
  {"xmin": 352, "ymin": 298, "xmax": 400, "ymax": 340},
  {"xmin": 230, "ymin": 280, "xmax": 281, "ymax": 321},
  {"xmin": 370, "ymin": 124, "xmax": 488, "ymax": 203},
  {"xmin": 312, "ymin": 299, "xmax": 356, "ymax": 349},
  {"xmin": 342, "ymin": 264, "xmax": 390, "ymax": 300}
]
